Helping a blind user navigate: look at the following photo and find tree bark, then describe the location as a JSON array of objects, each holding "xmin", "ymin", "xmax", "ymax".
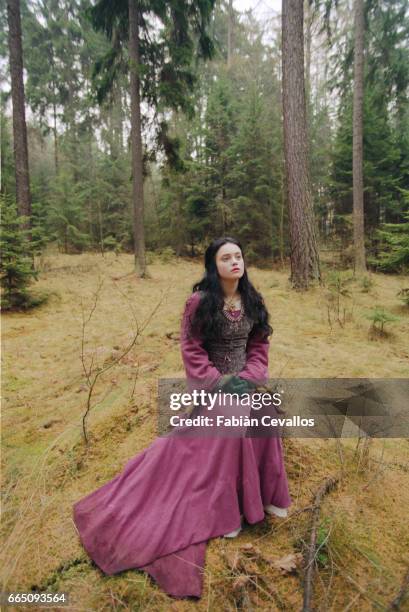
[
  {"xmin": 352, "ymin": 0, "xmax": 367, "ymax": 272},
  {"xmin": 304, "ymin": 0, "xmax": 313, "ymax": 175},
  {"xmin": 52, "ymin": 99, "xmax": 59, "ymax": 175},
  {"xmin": 115, "ymin": 84, "xmax": 124, "ymax": 156},
  {"xmin": 128, "ymin": 0, "xmax": 147, "ymax": 277},
  {"xmin": 282, "ymin": 0, "xmax": 320, "ymax": 289},
  {"xmin": 304, "ymin": 0, "xmax": 312, "ymax": 115},
  {"xmin": 227, "ymin": 0, "xmax": 233, "ymax": 69},
  {"xmin": 7, "ymin": 0, "xmax": 32, "ymax": 234},
  {"xmin": 279, "ymin": 168, "xmax": 285, "ymax": 267}
]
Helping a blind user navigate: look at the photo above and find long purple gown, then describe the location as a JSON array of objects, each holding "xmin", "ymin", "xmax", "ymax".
[{"xmin": 73, "ymin": 291, "xmax": 292, "ymax": 598}]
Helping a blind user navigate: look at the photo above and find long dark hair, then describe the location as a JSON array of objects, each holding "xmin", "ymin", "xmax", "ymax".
[{"xmin": 189, "ymin": 236, "xmax": 273, "ymax": 343}]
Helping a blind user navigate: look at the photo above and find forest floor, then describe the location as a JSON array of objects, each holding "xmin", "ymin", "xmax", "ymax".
[{"xmin": 2, "ymin": 251, "xmax": 409, "ymax": 611}]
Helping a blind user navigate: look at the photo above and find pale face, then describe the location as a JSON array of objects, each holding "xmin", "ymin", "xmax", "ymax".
[{"xmin": 215, "ymin": 243, "xmax": 244, "ymax": 281}]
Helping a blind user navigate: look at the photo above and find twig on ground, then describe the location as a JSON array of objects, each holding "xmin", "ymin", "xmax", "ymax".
[
  {"xmin": 80, "ymin": 278, "xmax": 104, "ymax": 386},
  {"xmin": 302, "ymin": 475, "xmax": 339, "ymax": 612},
  {"xmin": 80, "ymin": 285, "xmax": 168, "ymax": 444},
  {"xmin": 386, "ymin": 567, "xmax": 409, "ymax": 611}
]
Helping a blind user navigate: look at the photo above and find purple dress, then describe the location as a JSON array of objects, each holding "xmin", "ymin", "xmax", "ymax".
[{"xmin": 72, "ymin": 291, "xmax": 292, "ymax": 598}]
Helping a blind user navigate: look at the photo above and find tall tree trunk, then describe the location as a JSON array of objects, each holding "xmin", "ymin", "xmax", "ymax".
[
  {"xmin": 115, "ymin": 83, "xmax": 124, "ymax": 156},
  {"xmin": 282, "ymin": 0, "xmax": 320, "ymax": 289},
  {"xmin": 108, "ymin": 101, "xmax": 115, "ymax": 159},
  {"xmin": 227, "ymin": 0, "xmax": 233, "ymax": 69},
  {"xmin": 304, "ymin": 0, "xmax": 312, "ymax": 113},
  {"xmin": 279, "ymin": 156, "xmax": 285, "ymax": 267},
  {"xmin": 304, "ymin": 0, "xmax": 313, "ymax": 171},
  {"xmin": 149, "ymin": 171, "xmax": 163, "ymax": 246},
  {"xmin": 52, "ymin": 99, "xmax": 59, "ymax": 175},
  {"xmin": 128, "ymin": 0, "xmax": 147, "ymax": 277},
  {"xmin": 352, "ymin": 0, "xmax": 367, "ymax": 272},
  {"xmin": 109, "ymin": 83, "xmax": 124, "ymax": 160},
  {"xmin": 97, "ymin": 200, "xmax": 104, "ymax": 256},
  {"xmin": 67, "ymin": 79, "xmax": 79, "ymax": 182},
  {"xmin": 7, "ymin": 0, "xmax": 32, "ymax": 235}
]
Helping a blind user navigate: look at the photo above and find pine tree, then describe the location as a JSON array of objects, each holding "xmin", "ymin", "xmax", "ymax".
[
  {"xmin": 87, "ymin": 0, "xmax": 216, "ymax": 276},
  {"xmin": 0, "ymin": 195, "xmax": 43, "ymax": 310},
  {"xmin": 204, "ymin": 72, "xmax": 238, "ymax": 234},
  {"xmin": 352, "ymin": 0, "xmax": 366, "ymax": 272},
  {"xmin": 370, "ymin": 191, "xmax": 409, "ymax": 273},
  {"xmin": 228, "ymin": 81, "xmax": 275, "ymax": 264},
  {"xmin": 47, "ymin": 169, "xmax": 91, "ymax": 253},
  {"xmin": 282, "ymin": 0, "xmax": 321, "ymax": 288},
  {"xmin": 6, "ymin": 0, "xmax": 32, "ymax": 232},
  {"xmin": 327, "ymin": 0, "xmax": 409, "ymax": 264}
]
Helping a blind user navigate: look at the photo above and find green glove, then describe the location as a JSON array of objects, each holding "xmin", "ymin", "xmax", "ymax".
[
  {"xmin": 238, "ymin": 377, "xmax": 257, "ymax": 390},
  {"xmin": 215, "ymin": 375, "xmax": 251, "ymax": 396},
  {"xmin": 236, "ymin": 377, "xmax": 259, "ymax": 395}
]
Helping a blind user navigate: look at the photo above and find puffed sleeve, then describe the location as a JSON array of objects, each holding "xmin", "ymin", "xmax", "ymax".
[
  {"xmin": 237, "ymin": 329, "xmax": 269, "ymax": 386},
  {"xmin": 180, "ymin": 292, "xmax": 223, "ymax": 393}
]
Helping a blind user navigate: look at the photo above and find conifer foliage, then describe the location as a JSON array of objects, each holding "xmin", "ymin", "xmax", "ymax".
[
  {"xmin": 1, "ymin": 0, "xmax": 408, "ymax": 278},
  {"xmin": 0, "ymin": 196, "xmax": 44, "ymax": 310}
]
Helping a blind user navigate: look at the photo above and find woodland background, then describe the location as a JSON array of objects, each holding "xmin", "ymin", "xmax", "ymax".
[
  {"xmin": 1, "ymin": 0, "xmax": 409, "ymax": 610},
  {"xmin": 1, "ymin": 0, "xmax": 409, "ymax": 289}
]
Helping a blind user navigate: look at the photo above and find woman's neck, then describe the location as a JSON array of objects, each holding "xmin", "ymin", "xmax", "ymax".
[{"xmin": 220, "ymin": 278, "xmax": 239, "ymax": 299}]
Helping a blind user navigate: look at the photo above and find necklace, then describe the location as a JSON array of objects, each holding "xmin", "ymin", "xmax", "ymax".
[
  {"xmin": 222, "ymin": 303, "xmax": 244, "ymax": 322},
  {"xmin": 223, "ymin": 294, "xmax": 241, "ymax": 312},
  {"xmin": 222, "ymin": 295, "xmax": 244, "ymax": 322}
]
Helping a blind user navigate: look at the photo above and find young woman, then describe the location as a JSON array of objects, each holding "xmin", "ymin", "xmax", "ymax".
[{"xmin": 73, "ymin": 237, "xmax": 292, "ymax": 599}]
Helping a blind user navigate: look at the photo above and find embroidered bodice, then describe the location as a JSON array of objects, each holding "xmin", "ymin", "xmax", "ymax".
[
  {"xmin": 180, "ymin": 290, "xmax": 269, "ymax": 392},
  {"xmin": 204, "ymin": 308, "xmax": 254, "ymax": 375}
]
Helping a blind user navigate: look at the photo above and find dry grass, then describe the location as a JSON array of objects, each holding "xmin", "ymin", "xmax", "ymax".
[{"xmin": 1, "ymin": 251, "xmax": 409, "ymax": 611}]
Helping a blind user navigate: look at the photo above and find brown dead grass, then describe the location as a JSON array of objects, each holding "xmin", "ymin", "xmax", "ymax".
[{"xmin": 1, "ymin": 251, "xmax": 408, "ymax": 611}]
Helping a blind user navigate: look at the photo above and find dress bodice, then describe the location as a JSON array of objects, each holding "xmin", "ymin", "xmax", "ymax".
[
  {"xmin": 203, "ymin": 306, "xmax": 254, "ymax": 375},
  {"xmin": 180, "ymin": 290, "xmax": 269, "ymax": 392}
]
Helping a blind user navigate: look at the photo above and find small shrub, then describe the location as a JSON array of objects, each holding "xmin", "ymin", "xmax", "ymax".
[
  {"xmin": 316, "ymin": 517, "xmax": 331, "ymax": 569},
  {"xmin": 145, "ymin": 251, "xmax": 156, "ymax": 264},
  {"xmin": 158, "ymin": 246, "xmax": 176, "ymax": 263},
  {"xmin": 369, "ymin": 210, "xmax": 409, "ymax": 273},
  {"xmin": 325, "ymin": 271, "xmax": 354, "ymax": 328},
  {"xmin": 364, "ymin": 306, "xmax": 400, "ymax": 337},
  {"xmin": 102, "ymin": 236, "xmax": 122, "ymax": 255},
  {"xmin": 327, "ymin": 271, "xmax": 354, "ymax": 296},
  {"xmin": 0, "ymin": 196, "xmax": 48, "ymax": 310},
  {"xmin": 360, "ymin": 275, "xmax": 374, "ymax": 293}
]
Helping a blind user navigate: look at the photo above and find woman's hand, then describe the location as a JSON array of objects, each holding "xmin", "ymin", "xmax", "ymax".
[{"xmin": 214, "ymin": 375, "xmax": 255, "ymax": 396}]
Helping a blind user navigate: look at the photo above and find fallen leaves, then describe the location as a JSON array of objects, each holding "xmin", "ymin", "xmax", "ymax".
[
  {"xmin": 221, "ymin": 542, "xmax": 303, "ymax": 608},
  {"xmin": 272, "ymin": 552, "xmax": 304, "ymax": 574},
  {"xmin": 223, "ymin": 542, "xmax": 303, "ymax": 576}
]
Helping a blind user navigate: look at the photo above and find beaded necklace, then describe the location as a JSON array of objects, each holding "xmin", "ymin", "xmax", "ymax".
[{"xmin": 222, "ymin": 296, "xmax": 244, "ymax": 323}]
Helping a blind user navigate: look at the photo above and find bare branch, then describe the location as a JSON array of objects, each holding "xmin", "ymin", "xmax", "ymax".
[
  {"xmin": 303, "ymin": 475, "xmax": 339, "ymax": 611},
  {"xmin": 80, "ymin": 278, "xmax": 104, "ymax": 385},
  {"xmin": 80, "ymin": 285, "xmax": 169, "ymax": 444},
  {"xmin": 386, "ymin": 567, "xmax": 409, "ymax": 611}
]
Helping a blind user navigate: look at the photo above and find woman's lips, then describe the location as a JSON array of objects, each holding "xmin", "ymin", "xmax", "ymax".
[{"xmin": 231, "ymin": 268, "xmax": 240, "ymax": 272}]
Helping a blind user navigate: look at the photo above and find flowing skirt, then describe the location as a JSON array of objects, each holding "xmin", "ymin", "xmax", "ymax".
[{"xmin": 73, "ymin": 400, "xmax": 292, "ymax": 598}]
